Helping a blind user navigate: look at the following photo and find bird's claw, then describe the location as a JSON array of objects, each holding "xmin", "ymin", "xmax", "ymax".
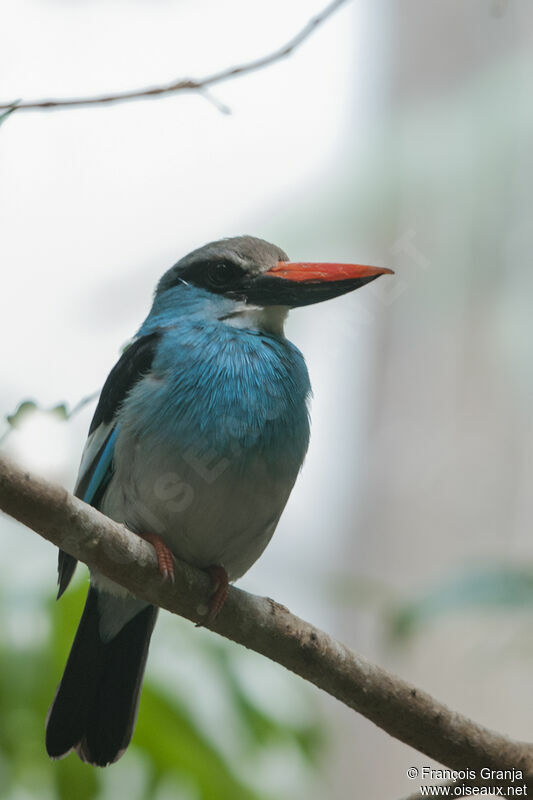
[
  {"xmin": 196, "ymin": 565, "xmax": 229, "ymax": 627},
  {"xmin": 139, "ymin": 532, "xmax": 175, "ymax": 583}
]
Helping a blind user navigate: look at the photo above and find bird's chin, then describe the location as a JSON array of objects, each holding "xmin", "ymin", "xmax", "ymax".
[{"xmin": 218, "ymin": 303, "xmax": 288, "ymax": 336}]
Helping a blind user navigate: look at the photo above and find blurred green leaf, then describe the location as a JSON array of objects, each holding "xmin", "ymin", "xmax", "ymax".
[
  {"xmin": 6, "ymin": 400, "xmax": 38, "ymax": 429},
  {"xmin": 56, "ymin": 757, "xmax": 99, "ymax": 800},
  {"xmin": 135, "ymin": 686, "xmax": 264, "ymax": 800},
  {"xmin": 0, "ymin": 580, "xmax": 103, "ymax": 800},
  {"xmin": 4, "ymin": 398, "xmax": 70, "ymax": 430},
  {"xmin": 6, "ymin": 400, "xmax": 69, "ymax": 428},
  {"xmin": 208, "ymin": 645, "xmax": 323, "ymax": 763},
  {"xmin": 388, "ymin": 564, "xmax": 533, "ymax": 641},
  {"xmin": 0, "ymin": 574, "xmax": 321, "ymax": 800},
  {"xmin": 50, "ymin": 583, "xmax": 267, "ymax": 799},
  {"xmin": 50, "ymin": 403, "xmax": 69, "ymax": 421},
  {"xmin": 2, "ymin": 396, "xmax": 90, "ymax": 442}
]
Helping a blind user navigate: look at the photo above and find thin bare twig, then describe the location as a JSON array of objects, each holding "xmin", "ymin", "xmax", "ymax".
[
  {"xmin": 0, "ymin": 0, "xmax": 351, "ymax": 114},
  {"xmin": 0, "ymin": 452, "xmax": 532, "ymax": 791}
]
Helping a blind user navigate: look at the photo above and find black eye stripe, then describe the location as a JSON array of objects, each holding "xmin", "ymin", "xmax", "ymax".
[
  {"xmin": 168, "ymin": 259, "xmax": 247, "ymax": 293},
  {"xmin": 206, "ymin": 261, "xmax": 241, "ymax": 287}
]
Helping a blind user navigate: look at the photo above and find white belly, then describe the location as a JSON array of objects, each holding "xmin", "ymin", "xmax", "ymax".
[{"xmin": 100, "ymin": 432, "xmax": 296, "ymax": 582}]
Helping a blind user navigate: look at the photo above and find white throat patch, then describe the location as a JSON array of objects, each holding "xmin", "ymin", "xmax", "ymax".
[{"xmin": 220, "ymin": 303, "xmax": 288, "ymax": 336}]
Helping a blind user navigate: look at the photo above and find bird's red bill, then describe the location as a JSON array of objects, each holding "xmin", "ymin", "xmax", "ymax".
[{"xmin": 267, "ymin": 261, "xmax": 394, "ymax": 283}]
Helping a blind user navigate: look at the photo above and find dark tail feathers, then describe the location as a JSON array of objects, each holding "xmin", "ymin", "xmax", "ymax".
[{"xmin": 46, "ymin": 586, "xmax": 157, "ymax": 766}]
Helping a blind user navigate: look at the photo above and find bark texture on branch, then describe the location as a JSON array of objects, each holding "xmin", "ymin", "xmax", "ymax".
[{"xmin": 0, "ymin": 452, "xmax": 531, "ymax": 791}]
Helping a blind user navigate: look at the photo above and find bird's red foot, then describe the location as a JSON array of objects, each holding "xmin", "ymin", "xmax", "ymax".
[
  {"xmin": 139, "ymin": 532, "xmax": 175, "ymax": 582},
  {"xmin": 197, "ymin": 565, "xmax": 229, "ymax": 626}
]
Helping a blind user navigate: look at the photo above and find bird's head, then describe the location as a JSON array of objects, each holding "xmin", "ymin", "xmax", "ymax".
[{"xmin": 153, "ymin": 236, "xmax": 394, "ymax": 334}]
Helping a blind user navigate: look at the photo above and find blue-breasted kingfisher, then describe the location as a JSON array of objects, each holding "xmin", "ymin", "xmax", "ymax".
[{"xmin": 45, "ymin": 235, "xmax": 393, "ymax": 766}]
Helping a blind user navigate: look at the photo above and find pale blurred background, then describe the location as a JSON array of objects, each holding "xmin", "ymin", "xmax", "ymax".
[{"xmin": 1, "ymin": 1, "xmax": 533, "ymax": 798}]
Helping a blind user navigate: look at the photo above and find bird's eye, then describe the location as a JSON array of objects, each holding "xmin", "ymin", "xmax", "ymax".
[{"xmin": 206, "ymin": 261, "xmax": 240, "ymax": 289}]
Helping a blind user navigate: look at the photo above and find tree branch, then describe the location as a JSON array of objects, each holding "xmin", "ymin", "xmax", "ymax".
[
  {"xmin": 0, "ymin": 453, "xmax": 532, "ymax": 788},
  {"xmin": 0, "ymin": 0, "xmax": 350, "ymax": 114}
]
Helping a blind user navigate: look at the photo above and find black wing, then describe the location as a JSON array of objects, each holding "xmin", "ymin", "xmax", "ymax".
[
  {"xmin": 88, "ymin": 330, "xmax": 163, "ymax": 435},
  {"xmin": 57, "ymin": 330, "xmax": 163, "ymax": 598}
]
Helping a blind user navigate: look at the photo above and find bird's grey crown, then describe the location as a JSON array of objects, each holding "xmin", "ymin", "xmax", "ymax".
[{"xmin": 156, "ymin": 235, "xmax": 288, "ymax": 296}]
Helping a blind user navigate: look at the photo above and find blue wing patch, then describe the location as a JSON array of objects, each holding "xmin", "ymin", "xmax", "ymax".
[
  {"xmin": 57, "ymin": 330, "xmax": 162, "ymax": 599},
  {"xmin": 57, "ymin": 425, "xmax": 118, "ymax": 599},
  {"xmin": 82, "ymin": 426, "xmax": 117, "ymax": 504}
]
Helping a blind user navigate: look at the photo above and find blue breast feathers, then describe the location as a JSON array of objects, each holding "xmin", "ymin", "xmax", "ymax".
[{"xmin": 121, "ymin": 286, "xmax": 312, "ymax": 477}]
